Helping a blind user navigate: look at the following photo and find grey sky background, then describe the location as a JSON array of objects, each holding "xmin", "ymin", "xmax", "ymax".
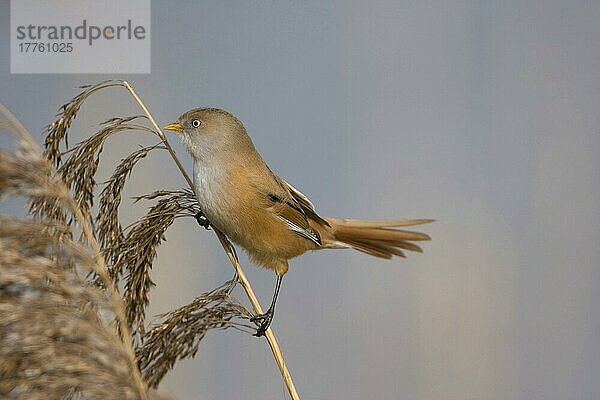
[{"xmin": 1, "ymin": 1, "xmax": 599, "ymax": 399}]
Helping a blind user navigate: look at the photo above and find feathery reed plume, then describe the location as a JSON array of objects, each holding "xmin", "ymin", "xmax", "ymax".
[
  {"xmin": 1, "ymin": 103, "xmax": 148, "ymax": 399},
  {"xmin": 45, "ymin": 80, "xmax": 124, "ymax": 167},
  {"xmin": 97, "ymin": 143, "xmax": 165, "ymax": 278},
  {"xmin": 1, "ymin": 133, "xmax": 71, "ymax": 238},
  {"xmin": 117, "ymin": 190, "xmax": 200, "ymax": 335},
  {"xmin": 137, "ymin": 278, "xmax": 254, "ymax": 388},
  {"xmin": 38, "ymin": 115, "xmax": 157, "ymax": 233},
  {"xmin": 0, "ymin": 218, "xmax": 140, "ymax": 400}
]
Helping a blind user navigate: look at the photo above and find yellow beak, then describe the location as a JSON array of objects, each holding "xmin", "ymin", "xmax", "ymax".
[{"xmin": 163, "ymin": 122, "xmax": 184, "ymax": 133}]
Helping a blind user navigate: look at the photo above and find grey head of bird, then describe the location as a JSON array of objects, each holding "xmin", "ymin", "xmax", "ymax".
[{"xmin": 163, "ymin": 107, "xmax": 253, "ymax": 159}]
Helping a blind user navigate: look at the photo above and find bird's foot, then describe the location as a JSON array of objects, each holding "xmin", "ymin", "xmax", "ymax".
[
  {"xmin": 194, "ymin": 210, "xmax": 211, "ymax": 230},
  {"xmin": 250, "ymin": 309, "xmax": 274, "ymax": 337},
  {"xmin": 225, "ymin": 237, "xmax": 238, "ymax": 261}
]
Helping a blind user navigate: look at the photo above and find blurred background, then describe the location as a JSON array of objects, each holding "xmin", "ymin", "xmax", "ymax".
[{"xmin": 1, "ymin": 1, "xmax": 599, "ymax": 399}]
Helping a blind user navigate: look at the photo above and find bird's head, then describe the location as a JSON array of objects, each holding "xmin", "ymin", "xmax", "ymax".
[{"xmin": 163, "ymin": 108, "xmax": 251, "ymax": 159}]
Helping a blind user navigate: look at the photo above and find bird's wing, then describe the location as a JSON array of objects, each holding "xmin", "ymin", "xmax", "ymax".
[
  {"xmin": 265, "ymin": 192, "xmax": 322, "ymax": 246},
  {"xmin": 275, "ymin": 177, "xmax": 331, "ymax": 228},
  {"xmin": 251, "ymin": 168, "xmax": 327, "ymax": 246}
]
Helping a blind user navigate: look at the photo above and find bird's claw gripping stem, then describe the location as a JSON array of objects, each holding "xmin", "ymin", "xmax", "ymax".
[
  {"xmin": 194, "ymin": 210, "xmax": 211, "ymax": 230},
  {"xmin": 249, "ymin": 275, "xmax": 283, "ymax": 337},
  {"xmin": 251, "ymin": 308, "xmax": 274, "ymax": 337}
]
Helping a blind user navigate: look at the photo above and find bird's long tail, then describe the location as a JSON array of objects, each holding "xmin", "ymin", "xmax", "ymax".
[{"xmin": 321, "ymin": 218, "xmax": 433, "ymax": 259}]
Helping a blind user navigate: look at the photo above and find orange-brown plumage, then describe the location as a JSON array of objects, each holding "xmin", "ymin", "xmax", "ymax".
[{"xmin": 164, "ymin": 107, "xmax": 432, "ymax": 335}]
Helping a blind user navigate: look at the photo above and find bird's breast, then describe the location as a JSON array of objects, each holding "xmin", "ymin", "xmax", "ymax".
[
  {"xmin": 191, "ymin": 156, "xmax": 314, "ymax": 265},
  {"xmin": 193, "ymin": 160, "xmax": 233, "ymax": 230},
  {"xmin": 192, "ymin": 158, "xmax": 264, "ymax": 245}
]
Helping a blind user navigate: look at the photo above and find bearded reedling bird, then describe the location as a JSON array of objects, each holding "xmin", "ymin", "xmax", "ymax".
[{"xmin": 164, "ymin": 108, "xmax": 432, "ymax": 336}]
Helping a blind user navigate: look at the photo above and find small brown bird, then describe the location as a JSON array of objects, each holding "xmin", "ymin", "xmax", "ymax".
[{"xmin": 164, "ymin": 108, "xmax": 432, "ymax": 336}]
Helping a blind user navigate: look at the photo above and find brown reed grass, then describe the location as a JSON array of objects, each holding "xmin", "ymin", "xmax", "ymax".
[
  {"xmin": 1, "ymin": 80, "xmax": 299, "ymax": 399},
  {"xmin": 0, "ymin": 103, "xmax": 148, "ymax": 399}
]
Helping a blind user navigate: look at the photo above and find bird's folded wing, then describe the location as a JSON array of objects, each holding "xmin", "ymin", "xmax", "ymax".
[
  {"xmin": 277, "ymin": 177, "xmax": 330, "ymax": 227},
  {"xmin": 265, "ymin": 192, "xmax": 322, "ymax": 246}
]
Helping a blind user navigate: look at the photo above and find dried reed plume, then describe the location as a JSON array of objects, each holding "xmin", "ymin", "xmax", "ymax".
[
  {"xmin": 137, "ymin": 278, "xmax": 254, "ymax": 388},
  {"xmin": 120, "ymin": 189, "xmax": 200, "ymax": 336},
  {"xmin": 0, "ymin": 104, "xmax": 148, "ymax": 399},
  {"xmin": 0, "ymin": 218, "xmax": 140, "ymax": 400},
  {"xmin": 97, "ymin": 144, "xmax": 164, "ymax": 270},
  {"xmin": 1, "ymin": 79, "xmax": 299, "ymax": 399}
]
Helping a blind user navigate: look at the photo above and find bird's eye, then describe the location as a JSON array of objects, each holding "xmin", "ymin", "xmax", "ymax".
[{"xmin": 191, "ymin": 119, "xmax": 202, "ymax": 128}]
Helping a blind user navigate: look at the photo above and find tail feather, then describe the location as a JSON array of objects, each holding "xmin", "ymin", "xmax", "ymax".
[
  {"xmin": 331, "ymin": 218, "xmax": 434, "ymax": 228},
  {"xmin": 322, "ymin": 218, "xmax": 433, "ymax": 259},
  {"xmin": 377, "ymin": 239, "xmax": 423, "ymax": 253},
  {"xmin": 342, "ymin": 239, "xmax": 405, "ymax": 259}
]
